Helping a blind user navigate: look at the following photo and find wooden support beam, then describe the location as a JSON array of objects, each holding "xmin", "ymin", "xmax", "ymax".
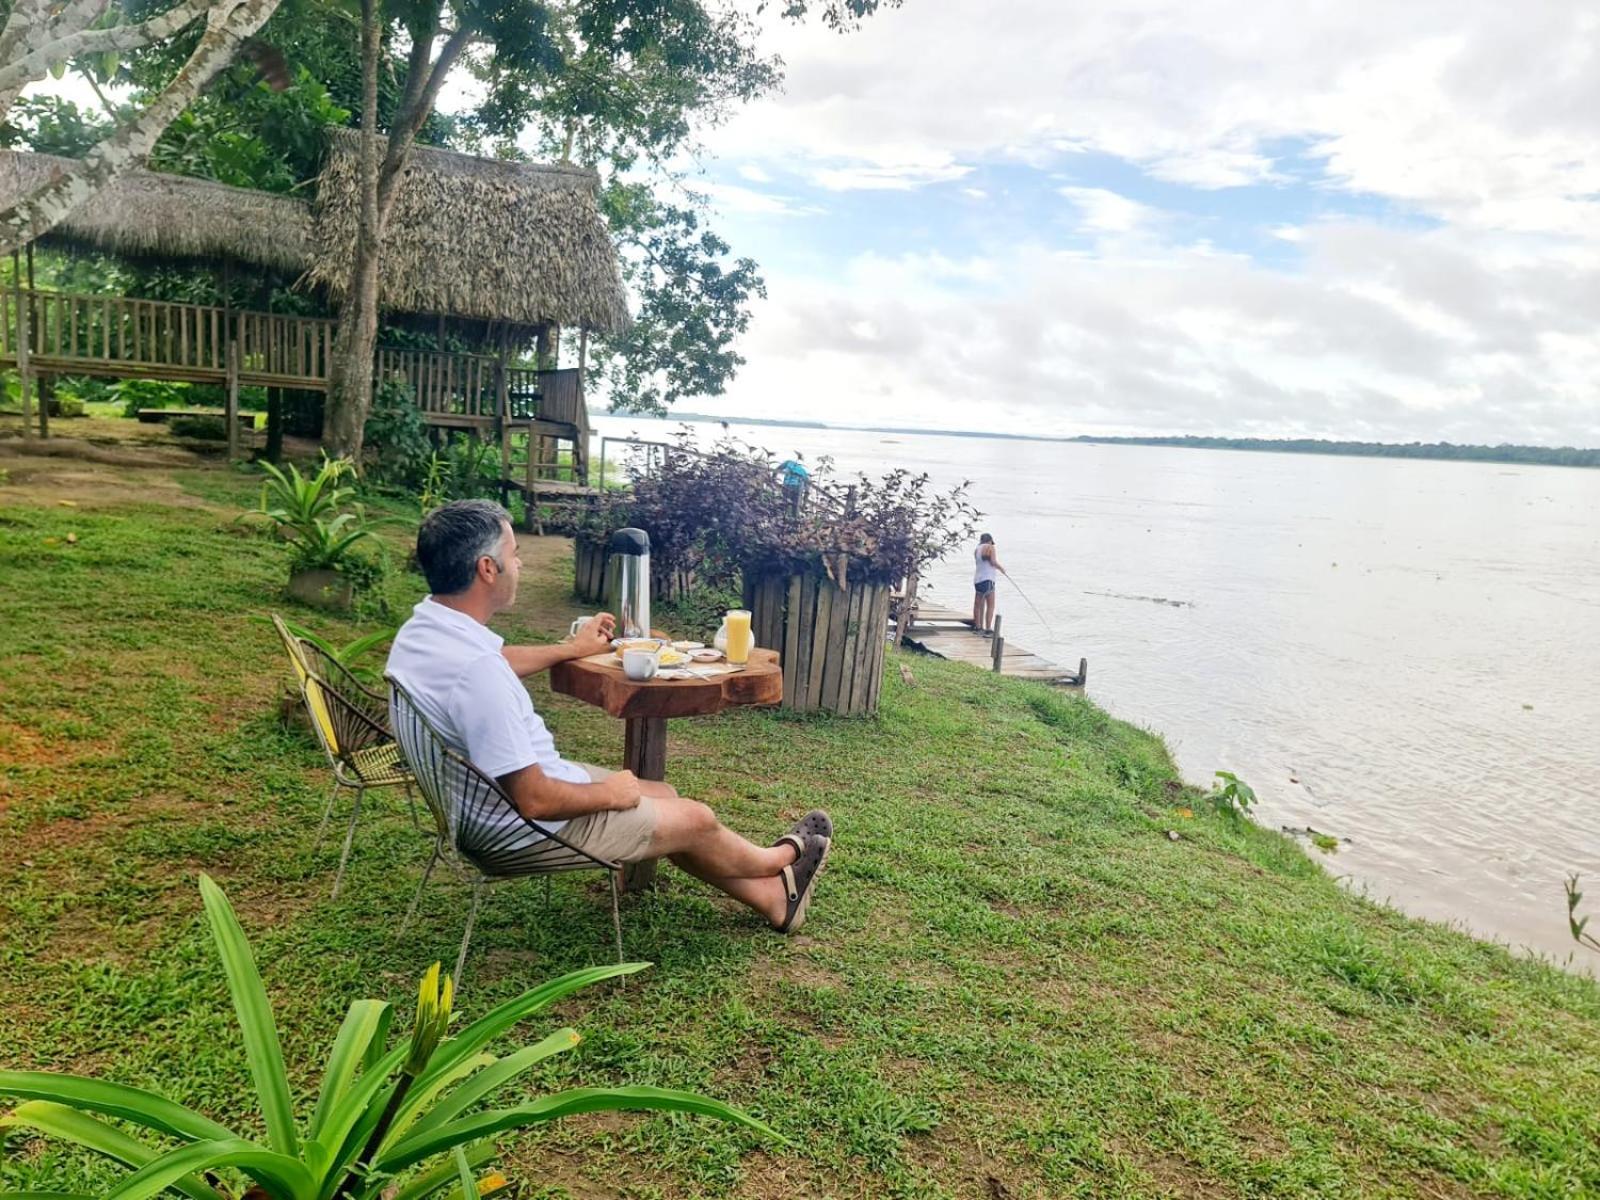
[
  {"xmin": 225, "ymin": 338, "xmax": 241, "ymax": 461},
  {"xmin": 991, "ymin": 614, "xmax": 1004, "ymax": 672},
  {"xmin": 621, "ymin": 716, "xmax": 666, "ymax": 892}
]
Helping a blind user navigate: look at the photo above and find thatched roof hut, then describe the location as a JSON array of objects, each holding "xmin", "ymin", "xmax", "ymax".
[
  {"xmin": 0, "ymin": 133, "xmax": 630, "ymax": 334},
  {"xmin": 308, "ymin": 131, "xmax": 630, "ymax": 335},
  {"xmin": 0, "ymin": 150, "xmax": 312, "ymax": 272}
]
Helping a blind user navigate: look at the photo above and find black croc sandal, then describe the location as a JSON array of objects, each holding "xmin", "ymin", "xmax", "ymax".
[
  {"xmin": 773, "ymin": 832, "xmax": 831, "ymax": 934},
  {"xmin": 774, "ymin": 809, "xmax": 832, "ymax": 849}
]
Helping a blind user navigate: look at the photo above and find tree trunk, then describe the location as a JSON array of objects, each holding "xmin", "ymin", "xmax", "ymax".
[
  {"xmin": 264, "ymin": 385, "xmax": 283, "ymax": 461},
  {"xmin": 0, "ymin": 0, "xmax": 281, "ymax": 253},
  {"xmin": 320, "ymin": 12, "xmax": 471, "ymax": 462},
  {"xmin": 320, "ymin": 0, "xmax": 381, "ymax": 461}
]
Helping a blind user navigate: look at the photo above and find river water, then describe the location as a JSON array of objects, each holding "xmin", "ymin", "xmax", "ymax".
[{"xmin": 591, "ymin": 416, "xmax": 1600, "ymax": 969}]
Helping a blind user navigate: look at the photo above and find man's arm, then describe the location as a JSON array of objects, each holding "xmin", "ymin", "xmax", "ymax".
[
  {"xmin": 501, "ymin": 612, "xmax": 615, "ymax": 678},
  {"xmin": 498, "ymin": 762, "xmax": 642, "ymax": 823}
]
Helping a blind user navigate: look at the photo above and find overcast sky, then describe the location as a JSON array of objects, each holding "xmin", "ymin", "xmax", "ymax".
[{"xmin": 651, "ymin": 0, "xmax": 1600, "ymax": 443}]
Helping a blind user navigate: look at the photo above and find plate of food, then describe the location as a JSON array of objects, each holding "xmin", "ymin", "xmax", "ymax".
[
  {"xmin": 689, "ymin": 648, "xmax": 723, "ymax": 663},
  {"xmin": 671, "ymin": 640, "xmax": 705, "ymax": 651}
]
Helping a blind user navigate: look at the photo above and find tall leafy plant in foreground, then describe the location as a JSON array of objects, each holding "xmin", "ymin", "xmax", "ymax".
[{"xmin": 0, "ymin": 876, "xmax": 773, "ymax": 1200}]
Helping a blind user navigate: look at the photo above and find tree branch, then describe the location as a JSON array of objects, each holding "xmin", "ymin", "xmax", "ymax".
[
  {"xmin": 0, "ymin": 0, "xmax": 213, "ymax": 96},
  {"xmin": 376, "ymin": 22, "xmax": 470, "ymax": 217},
  {"xmin": 0, "ymin": 0, "xmax": 283, "ymax": 254}
]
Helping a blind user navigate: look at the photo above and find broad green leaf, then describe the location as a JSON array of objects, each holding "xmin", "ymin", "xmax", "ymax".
[
  {"xmin": 0, "ymin": 1103, "xmax": 225, "ymax": 1200},
  {"xmin": 310, "ymin": 1000, "xmax": 392, "ymax": 1140},
  {"xmin": 384, "ymin": 1054, "xmax": 494, "ymax": 1146},
  {"xmin": 414, "ymin": 964, "xmax": 646, "ymax": 1095},
  {"xmin": 101, "ymin": 1139, "xmax": 316, "ymax": 1200},
  {"xmin": 450, "ymin": 1148, "xmax": 474, "ymax": 1200},
  {"xmin": 48, "ymin": 59, "xmax": 65, "ymax": 79},
  {"xmin": 198, "ymin": 874, "xmax": 299, "ymax": 1157},
  {"xmin": 385, "ymin": 1142, "xmax": 492, "ymax": 1200},
  {"xmin": 403, "ymin": 1030, "xmax": 581, "ymax": 1140},
  {"xmin": 0, "ymin": 1071, "xmax": 234, "ymax": 1143},
  {"xmin": 0, "ymin": 1193, "xmax": 95, "ymax": 1199},
  {"xmin": 377, "ymin": 1086, "xmax": 780, "ymax": 1172},
  {"xmin": 314, "ymin": 1044, "xmax": 409, "ymax": 1200}
]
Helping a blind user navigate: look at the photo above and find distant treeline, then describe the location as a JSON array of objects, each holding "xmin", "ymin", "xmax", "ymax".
[{"xmin": 1072, "ymin": 435, "xmax": 1600, "ymax": 468}]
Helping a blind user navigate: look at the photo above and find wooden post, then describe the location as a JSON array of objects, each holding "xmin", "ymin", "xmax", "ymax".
[
  {"xmin": 621, "ymin": 716, "xmax": 666, "ymax": 891},
  {"xmin": 26, "ymin": 245, "xmax": 45, "ymax": 438},
  {"xmin": 991, "ymin": 614, "xmax": 1004, "ymax": 672},
  {"xmin": 225, "ymin": 338, "xmax": 241, "ymax": 461},
  {"xmin": 1078, "ymin": 657, "xmax": 1088, "ymax": 686},
  {"xmin": 894, "ymin": 570, "xmax": 918, "ymax": 647},
  {"xmin": 13, "ymin": 250, "xmax": 31, "ymax": 441}
]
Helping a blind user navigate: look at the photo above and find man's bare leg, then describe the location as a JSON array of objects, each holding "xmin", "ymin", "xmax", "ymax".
[{"xmin": 635, "ymin": 783, "xmax": 800, "ymax": 925}]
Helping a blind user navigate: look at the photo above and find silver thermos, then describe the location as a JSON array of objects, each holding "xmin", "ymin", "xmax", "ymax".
[{"xmin": 607, "ymin": 527, "xmax": 651, "ymax": 640}]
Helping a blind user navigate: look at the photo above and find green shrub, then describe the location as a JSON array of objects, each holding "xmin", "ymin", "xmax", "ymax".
[
  {"xmin": 50, "ymin": 395, "xmax": 85, "ymax": 418},
  {"xmin": 171, "ymin": 414, "xmax": 229, "ymax": 440}
]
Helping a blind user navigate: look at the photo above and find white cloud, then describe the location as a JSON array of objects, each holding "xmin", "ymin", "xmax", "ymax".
[
  {"xmin": 696, "ymin": 180, "xmax": 822, "ymax": 217},
  {"xmin": 808, "ymin": 161, "xmax": 973, "ymax": 191},
  {"xmin": 1059, "ymin": 186, "xmax": 1158, "ymax": 234},
  {"xmin": 737, "ymin": 163, "xmax": 774, "ymax": 184}
]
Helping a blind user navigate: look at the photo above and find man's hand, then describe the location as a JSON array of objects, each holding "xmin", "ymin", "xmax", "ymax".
[
  {"xmin": 570, "ymin": 612, "xmax": 616, "ymax": 658},
  {"xmin": 600, "ymin": 769, "xmax": 642, "ymax": 811}
]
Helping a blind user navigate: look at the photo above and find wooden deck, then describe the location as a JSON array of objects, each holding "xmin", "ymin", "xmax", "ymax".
[
  {"xmin": 1, "ymin": 287, "xmax": 590, "ymax": 482},
  {"xmin": 899, "ymin": 602, "xmax": 1087, "ymax": 686}
]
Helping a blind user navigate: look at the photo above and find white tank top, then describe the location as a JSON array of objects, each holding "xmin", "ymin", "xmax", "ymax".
[{"xmin": 974, "ymin": 544, "xmax": 998, "ymax": 584}]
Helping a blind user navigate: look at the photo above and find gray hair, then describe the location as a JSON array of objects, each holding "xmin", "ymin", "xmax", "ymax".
[{"xmin": 416, "ymin": 499, "xmax": 512, "ymax": 595}]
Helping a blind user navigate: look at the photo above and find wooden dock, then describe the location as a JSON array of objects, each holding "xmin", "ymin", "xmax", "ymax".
[{"xmin": 897, "ymin": 603, "xmax": 1087, "ymax": 686}]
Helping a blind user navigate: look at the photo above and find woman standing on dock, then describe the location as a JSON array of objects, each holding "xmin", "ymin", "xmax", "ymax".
[{"xmin": 972, "ymin": 533, "xmax": 1006, "ymax": 635}]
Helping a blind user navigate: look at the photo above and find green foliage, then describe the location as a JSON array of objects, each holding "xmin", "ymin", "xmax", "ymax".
[
  {"xmin": 170, "ymin": 415, "xmax": 229, "ymax": 441},
  {"xmin": 112, "ymin": 379, "xmax": 191, "ymax": 419},
  {"xmin": 652, "ymin": 580, "xmax": 745, "ymax": 644},
  {"xmin": 419, "ymin": 440, "xmax": 501, "ymax": 512},
  {"xmin": 240, "ymin": 457, "xmax": 382, "ymax": 575},
  {"xmin": 0, "ymin": 877, "xmax": 772, "ymax": 1200},
  {"xmin": 1567, "ymin": 875, "xmax": 1600, "ymax": 953},
  {"xmin": 283, "ymin": 621, "xmax": 397, "ymax": 687},
  {"xmin": 1211, "ymin": 770, "xmax": 1258, "ymax": 815},
  {"xmin": 592, "ymin": 188, "xmax": 765, "ymax": 414},
  {"xmin": 53, "ymin": 395, "xmax": 87, "ymax": 419},
  {"xmin": 364, "ymin": 380, "xmax": 434, "ymax": 491},
  {"xmin": 0, "ymin": 96, "xmax": 112, "ymax": 156}
]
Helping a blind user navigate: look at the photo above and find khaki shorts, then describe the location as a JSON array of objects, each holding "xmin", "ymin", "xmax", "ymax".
[{"xmin": 555, "ymin": 764, "xmax": 658, "ymax": 863}]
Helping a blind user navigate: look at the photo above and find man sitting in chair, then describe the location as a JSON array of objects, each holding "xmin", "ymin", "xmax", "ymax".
[{"xmin": 386, "ymin": 499, "xmax": 831, "ymax": 933}]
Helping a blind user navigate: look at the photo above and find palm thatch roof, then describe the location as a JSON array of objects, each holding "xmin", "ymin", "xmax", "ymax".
[
  {"xmin": 1, "ymin": 134, "xmax": 631, "ymax": 334},
  {"xmin": 305, "ymin": 130, "xmax": 631, "ymax": 334},
  {"xmin": 0, "ymin": 150, "xmax": 312, "ymax": 272}
]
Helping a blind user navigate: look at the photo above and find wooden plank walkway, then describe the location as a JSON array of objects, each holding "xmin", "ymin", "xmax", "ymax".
[{"xmin": 898, "ymin": 602, "xmax": 1087, "ymax": 686}]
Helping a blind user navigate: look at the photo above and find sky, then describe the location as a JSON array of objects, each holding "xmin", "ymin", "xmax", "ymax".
[{"xmin": 615, "ymin": 0, "xmax": 1600, "ymax": 443}]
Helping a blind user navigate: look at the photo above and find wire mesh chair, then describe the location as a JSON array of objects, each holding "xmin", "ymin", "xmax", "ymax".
[
  {"xmin": 387, "ymin": 676, "xmax": 624, "ymax": 985},
  {"xmin": 271, "ymin": 614, "xmax": 414, "ymax": 897}
]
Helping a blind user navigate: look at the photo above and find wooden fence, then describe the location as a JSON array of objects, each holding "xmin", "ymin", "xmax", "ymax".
[{"xmin": 746, "ymin": 571, "xmax": 890, "ymax": 716}]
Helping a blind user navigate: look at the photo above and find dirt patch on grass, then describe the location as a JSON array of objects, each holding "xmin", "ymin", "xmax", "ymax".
[{"xmin": 0, "ymin": 451, "xmax": 223, "ymax": 511}]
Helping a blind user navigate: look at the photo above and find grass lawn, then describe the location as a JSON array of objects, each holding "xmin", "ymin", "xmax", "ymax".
[{"xmin": 2, "ymin": 459, "xmax": 1598, "ymax": 1199}]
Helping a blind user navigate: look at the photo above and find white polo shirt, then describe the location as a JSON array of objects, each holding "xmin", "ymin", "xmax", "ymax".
[{"xmin": 386, "ymin": 598, "xmax": 589, "ymax": 834}]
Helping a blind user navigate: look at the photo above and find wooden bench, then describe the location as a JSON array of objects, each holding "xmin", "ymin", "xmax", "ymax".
[{"xmin": 136, "ymin": 407, "xmax": 258, "ymax": 427}]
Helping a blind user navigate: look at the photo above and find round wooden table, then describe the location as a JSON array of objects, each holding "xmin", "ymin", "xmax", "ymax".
[{"xmin": 549, "ymin": 647, "xmax": 783, "ymax": 890}]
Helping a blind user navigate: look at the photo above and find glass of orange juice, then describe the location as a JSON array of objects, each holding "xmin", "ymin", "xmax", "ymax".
[{"xmin": 725, "ymin": 608, "xmax": 753, "ymax": 665}]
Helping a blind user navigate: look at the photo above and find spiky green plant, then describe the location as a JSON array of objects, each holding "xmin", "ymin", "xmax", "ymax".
[
  {"xmin": 240, "ymin": 458, "xmax": 378, "ymax": 573},
  {"xmin": 284, "ymin": 623, "xmax": 397, "ymax": 688},
  {"xmin": 0, "ymin": 876, "xmax": 775, "ymax": 1200}
]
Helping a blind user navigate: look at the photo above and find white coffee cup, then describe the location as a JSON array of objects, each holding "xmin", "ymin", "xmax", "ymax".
[
  {"xmin": 622, "ymin": 647, "xmax": 660, "ymax": 681},
  {"xmin": 568, "ymin": 616, "xmax": 593, "ymax": 639}
]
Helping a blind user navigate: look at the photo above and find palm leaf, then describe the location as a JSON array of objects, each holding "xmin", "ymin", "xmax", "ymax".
[
  {"xmin": 100, "ymin": 1139, "xmax": 316, "ymax": 1200},
  {"xmin": 384, "ymin": 1141, "xmax": 492, "ymax": 1200},
  {"xmin": 310, "ymin": 1000, "xmax": 392, "ymax": 1140},
  {"xmin": 413, "ymin": 964, "xmax": 645, "ymax": 1095},
  {"xmin": 198, "ymin": 875, "xmax": 299, "ymax": 1157},
  {"xmin": 398, "ymin": 1031, "xmax": 581, "ymax": 1142},
  {"xmin": 383, "ymin": 1054, "xmax": 493, "ymax": 1146},
  {"xmin": 0, "ymin": 1103, "xmax": 225, "ymax": 1200},
  {"xmin": 0, "ymin": 1071, "xmax": 235, "ymax": 1143},
  {"xmin": 376, "ymin": 1086, "xmax": 780, "ymax": 1172},
  {"xmin": 450, "ymin": 1148, "xmax": 475, "ymax": 1200}
]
